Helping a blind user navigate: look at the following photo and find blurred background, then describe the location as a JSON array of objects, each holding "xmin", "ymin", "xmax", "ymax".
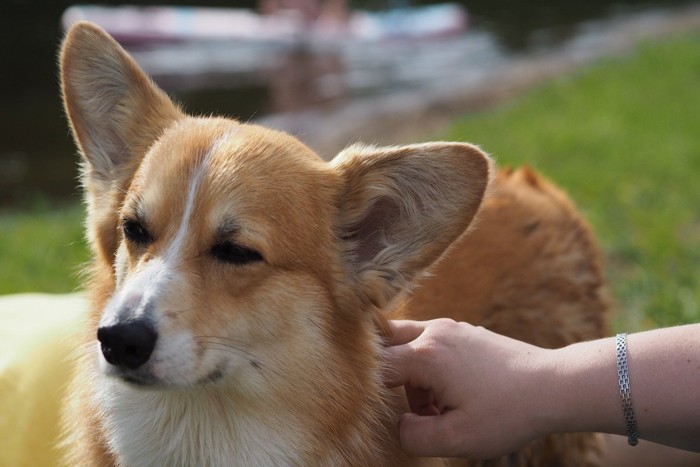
[{"xmin": 1, "ymin": 0, "xmax": 699, "ymax": 330}]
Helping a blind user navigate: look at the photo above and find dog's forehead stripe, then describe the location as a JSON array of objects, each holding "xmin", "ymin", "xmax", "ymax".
[{"xmin": 162, "ymin": 131, "xmax": 231, "ymax": 264}]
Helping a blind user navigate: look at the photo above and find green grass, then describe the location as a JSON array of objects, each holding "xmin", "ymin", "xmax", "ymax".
[
  {"xmin": 444, "ymin": 35, "xmax": 700, "ymax": 330},
  {"xmin": 0, "ymin": 204, "xmax": 89, "ymax": 294},
  {"xmin": 3, "ymin": 35, "xmax": 699, "ymax": 331}
]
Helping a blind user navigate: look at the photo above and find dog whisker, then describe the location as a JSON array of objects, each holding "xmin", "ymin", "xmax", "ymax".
[
  {"xmin": 197, "ymin": 342, "xmax": 255, "ymax": 362},
  {"xmin": 196, "ymin": 337, "xmax": 289, "ymax": 382},
  {"xmin": 195, "ymin": 338, "xmax": 271, "ymax": 375}
]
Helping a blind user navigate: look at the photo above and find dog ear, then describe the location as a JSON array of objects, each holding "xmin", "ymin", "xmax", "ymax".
[
  {"xmin": 332, "ymin": 143, "xmax": 493, "ymax": 307},
  {"xmin": 60, "ymin": 22, "xmax": 183, "ymax": 261},
  {"xmin": 60, "ymin": 21, "xmax": 183, "ymax": 186}
]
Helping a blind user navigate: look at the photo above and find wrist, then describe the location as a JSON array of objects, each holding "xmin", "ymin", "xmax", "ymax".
[
  {"xmin": 526, "ymin": 347, "xmax": 567, "ymax": 438},
  {"xmin": 538, "ymin": 338, "xmax": 623, "ymax": 436}
]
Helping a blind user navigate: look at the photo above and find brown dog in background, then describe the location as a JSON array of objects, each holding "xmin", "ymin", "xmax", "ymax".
[{"xmin": 60, "ymin": 22, "xmax": 608, "ymax": 466}]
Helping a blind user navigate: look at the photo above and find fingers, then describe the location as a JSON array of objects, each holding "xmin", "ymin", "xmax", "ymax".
[
  {"xmin": 384, "ymin": 337, "xmax": 442, "ymax": 391},
  {"xmin": 383, "ymin": 344, "xmax": 419, "ymax": 388},
  {"xmin": 383, "ymin": 319, "xmax": 441, "ymax": 389},
  {"xmin": 383, "ymin": 320, "xmax": 428, "ymax": 388},
  {"xmin": 387, "ymin": 319, "xmax": 427, "ymax": 346}
]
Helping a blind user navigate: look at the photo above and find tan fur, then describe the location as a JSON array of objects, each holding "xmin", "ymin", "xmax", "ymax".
[{"xmin": 60, "ymin": 22, "xmax": 608, "ymax": 466}]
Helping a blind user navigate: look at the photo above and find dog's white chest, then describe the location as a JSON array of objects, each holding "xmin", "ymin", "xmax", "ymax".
[{"xmin": 97, "ymin": 381, "xmax": 301, "ymax": 467}]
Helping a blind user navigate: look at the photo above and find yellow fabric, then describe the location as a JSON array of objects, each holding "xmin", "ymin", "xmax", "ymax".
[{"xmin": 0, "ymin": 293, "xmax": 87, "ymax": 467}]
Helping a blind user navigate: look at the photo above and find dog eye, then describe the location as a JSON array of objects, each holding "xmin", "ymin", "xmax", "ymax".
[
  {"xmin": 122, "ymin": 219, "xmax": 152, "ymax": 245},
  {"xmin": 211, "ymin": 241, "xmax": 263, "ymax": 265}
]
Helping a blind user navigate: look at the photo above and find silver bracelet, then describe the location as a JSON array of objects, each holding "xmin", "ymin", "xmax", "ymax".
[{"xmin": 616, "ymin": 333, "xmax": 639, "ymax": 446}]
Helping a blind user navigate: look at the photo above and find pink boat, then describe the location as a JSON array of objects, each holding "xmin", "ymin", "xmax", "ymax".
[{"xmin": 61, "ymin": 3, "xmax": 469, "ymax": 46}]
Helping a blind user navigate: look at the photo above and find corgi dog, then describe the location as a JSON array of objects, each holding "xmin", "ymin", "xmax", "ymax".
[{"xmin": 60, "ymin": 22, "xmax": 608, "ymax": 466}]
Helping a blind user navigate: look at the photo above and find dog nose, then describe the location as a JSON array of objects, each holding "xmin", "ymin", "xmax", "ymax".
[{"xmin": 97, "ymin": 320, "xmax": 158, "ymax": 369}]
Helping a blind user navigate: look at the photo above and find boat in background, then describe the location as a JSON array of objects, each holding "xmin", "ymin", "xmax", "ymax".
[{"xmin": 61, "ymin": 3, "xmax": 468, "ymax": 46}]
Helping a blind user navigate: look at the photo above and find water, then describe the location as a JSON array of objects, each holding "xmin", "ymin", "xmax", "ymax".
[{"xmin": 0, "ymin": 0, "xmax": 694, "ymax": 208}]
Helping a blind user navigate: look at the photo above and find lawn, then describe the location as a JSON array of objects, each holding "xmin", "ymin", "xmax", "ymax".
[
  {"xmin": 444, "ymin": 34, "xmax": 700, "ymax": 330},
  {"xmin": 0, "ymin": 203, "xmax": 89, "ymax": 294},
  {"xmin": 2, "ymin": 34, "xmax": 699, "ymax": 330}
]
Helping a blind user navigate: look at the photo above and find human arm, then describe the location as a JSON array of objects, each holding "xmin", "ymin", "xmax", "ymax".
[{"xmin": 383, "ymin": 319, "xmax": 700, "ymax": 458}]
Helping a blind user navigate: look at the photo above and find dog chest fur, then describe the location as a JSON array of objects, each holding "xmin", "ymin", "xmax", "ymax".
[{"xmin": 96, "ymin": 381, "xmax": 303, "ymax": 466}]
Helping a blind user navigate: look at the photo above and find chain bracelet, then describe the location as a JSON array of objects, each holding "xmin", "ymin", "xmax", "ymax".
[{"xmin": 616, "ymin": 333, "xmax": 639, "ymax": 446}]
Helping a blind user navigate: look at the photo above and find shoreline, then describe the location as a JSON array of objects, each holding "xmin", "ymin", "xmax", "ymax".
[{"xmin": 262, "ymin": 3, "xmax": 700, "ymax": 158}]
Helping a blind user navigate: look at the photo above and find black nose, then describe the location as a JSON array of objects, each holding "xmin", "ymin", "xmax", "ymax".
[{"xmin": 97, "ymin": 320, "xmax": 158, "ymax": 369}]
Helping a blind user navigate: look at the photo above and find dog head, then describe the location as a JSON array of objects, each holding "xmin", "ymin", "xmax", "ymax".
[{"xmin": 60, "ymin": 22, "xmax": 492, "ymax": 390}]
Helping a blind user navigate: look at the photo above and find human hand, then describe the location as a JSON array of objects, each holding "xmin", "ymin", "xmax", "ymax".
[{"xmin": 383, "ymin": 319, "xmax": 555, "ymax": 459}]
